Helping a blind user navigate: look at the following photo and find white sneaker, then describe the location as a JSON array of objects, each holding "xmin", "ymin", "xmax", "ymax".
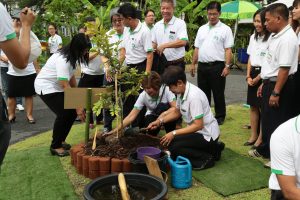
[
  {"xmin": 16, "ymin": 104, "xmax": 25, "ymax": 111},
  {"xmin": 264, "ymin": 161, "xmax": 271, "ymax": 168}
]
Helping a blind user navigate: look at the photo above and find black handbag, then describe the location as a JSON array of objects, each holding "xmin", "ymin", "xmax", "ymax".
[{"xmin": 152, "ymin": 85, "xmax": 170, "ymax": 116}]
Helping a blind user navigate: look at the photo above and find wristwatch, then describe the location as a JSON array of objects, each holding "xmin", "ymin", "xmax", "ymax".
[
  {"xmin": 158, "ymin": 118, "xmax": 164, "ymax": 126},
  {"xmin": 172, "ymin": 130, "xmax": 177, "ymax": 136},
  {"xmin": 271, "ymin": 90, "xmax": 280, "ymax": 97},
  {"xmin": 225, "ymin": 64, "xmax": 231, "ymax": 68}
]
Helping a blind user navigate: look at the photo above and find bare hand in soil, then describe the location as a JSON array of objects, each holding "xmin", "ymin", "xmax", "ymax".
[
  {"xmin": 160, "ymin": 132, "xmax": 174, "ymax": 147},
  {"xmin": 147, "ymin": 120, "xmax": 160, "ymax": 130}
]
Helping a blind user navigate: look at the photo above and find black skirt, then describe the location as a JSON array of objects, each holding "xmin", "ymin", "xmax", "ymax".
[
  {"xmin": 247, "ymin": 67, "xmax": 262, "ymax": 107},
  {"xmin": 7, "ymin": 73, "xmax": 36, "ymax": 97},
  {"xmin": 78, "ymin": 73, "xmax": 104, "ymax": 88}
]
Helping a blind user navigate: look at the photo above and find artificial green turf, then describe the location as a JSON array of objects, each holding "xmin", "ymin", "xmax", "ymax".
[
  {"xmin": 192, "ymin": 148, "xmax": 270, "ymax": 196},
  {"xmin": 0, "ymin": 147, "xmax": 79, "ymax": 200}
]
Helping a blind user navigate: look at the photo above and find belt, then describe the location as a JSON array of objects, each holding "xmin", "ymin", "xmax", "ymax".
[
  {"xmin": 251, "ymin": 66, "xmax": 261, "ymax": 70},
  {"xmin": 198, "ymin": 61, "xmax": 224, "ymax": 66},
  {"xmin": 263, "ymin": 74, "xmax": 294, "ymax": 84},
  {"xmin": 167, "ymin": 57, "xmax": 184, "ymax": 65},
  {"xmin": 127, "ymin": 59, "xmax": 147, "ymax": 68}
]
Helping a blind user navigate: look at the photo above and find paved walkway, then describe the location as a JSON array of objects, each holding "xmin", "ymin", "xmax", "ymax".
[{"xmin": 10, "ymin": 70, "xmax": 247, "ymax": 144}]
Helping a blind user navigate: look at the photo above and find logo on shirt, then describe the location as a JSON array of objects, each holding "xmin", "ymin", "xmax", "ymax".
[{"xmin": 169, "ymin": 31, "xmax": 176, "ymax": 40}]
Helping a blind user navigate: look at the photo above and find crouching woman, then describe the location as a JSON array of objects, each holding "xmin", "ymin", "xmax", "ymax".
[{"xmin": 109, "ymin": 71, "xmax": 177, "ymax": 136}]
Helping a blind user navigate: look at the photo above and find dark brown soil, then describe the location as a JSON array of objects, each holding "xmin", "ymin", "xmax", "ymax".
[{"xmin": 84, "ymin": 134, "xmax": 163, "ymax": 159}]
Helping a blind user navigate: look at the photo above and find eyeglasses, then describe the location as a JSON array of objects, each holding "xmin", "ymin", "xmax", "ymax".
[
  {"xmin": 112, "ymin": 19, "xmax": 123, "ymax": 24},
  {"xmin": 207, "ymin": 13, "xmax": 219, "ymax": 17}
]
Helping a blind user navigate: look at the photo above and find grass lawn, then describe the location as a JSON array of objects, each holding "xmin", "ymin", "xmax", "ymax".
[{"xmin": 1, "ymin": 104, "xmax": 271, "ymax": 200}]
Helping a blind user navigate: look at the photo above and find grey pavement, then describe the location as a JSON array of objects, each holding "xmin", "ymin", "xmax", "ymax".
[{"xmin": 9, "ymin": 69, "xmax": 247, "ymax": 144}]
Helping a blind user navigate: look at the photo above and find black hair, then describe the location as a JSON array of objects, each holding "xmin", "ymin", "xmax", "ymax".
[
  {"xmin": 58, "ymin": 33, "xmax": 91, "ymax": 69},
  {"xmin": 253, "ymin": 8, "xmax": 271, "ymax": 42},
  {"xmin": 162, "ymin": 66, "xmax": 186, "ymax": 86},
  {"xmin": 142, "ymin": 71, "xmax": 161, "ymax": 91},
  {"xmin": 118, "ymin": 3, "xmax": 137, "ymax": 19},
  {"xmin": 207, "ymin": 1, "xmax": 221, "ymax": 12},
  {"xmin": 265, "ymin": 3, "xmax": 289, "ymax": 21},
  {"xmin": 291, "ymin": 0, "xmax": 300, "ymax": 31},
  {"xmin": 48, "ymin": 23, "xmax": 58, "ymax": 34},
  {"xmin": 145, "ymin": 9, "xmax": 155, "ymax": 17}
]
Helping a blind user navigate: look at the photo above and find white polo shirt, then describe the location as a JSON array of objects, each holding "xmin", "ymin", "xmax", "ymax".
[
  {"xmin": 81, "ymin": 43, "xmax": 104, "ymax": 75},
  {"xmin": 107, "ymin": 29, "xmax": 124, "ymax": 59},
  {"xmin": 34, "ymin": 53, "xmax": 75, "ymax": 95},
  {"xmin": 269, "ymin": 115, "xmax": 300, "ymax": 190},
  {"xmin": 247, "ymin": 34, "xmax": 268, "ymax": 67},
  {"xmin": 120, "ymin": 21, "xmax": 153, "ymax": 64},
  {"xmin": 194, "ymin": 21, "xmax": 233, "ymax": 63},
  {"xmin": 0, "ymin": 3, "xmax": 16, "ymax": 42},
  {"xmin": 134, "ymin": 85, "xmax": 176, "ymax": 115},
  {"xmin": 176, "ymin": 81, "xmax": 220, "ymax": 141},
  {"xmin": 48, "ymin": 34, "xmax": 62, "ymax": 54},
  {"xmin": 8, "ymin": 62, "xmax": 36, "ymax": 76},
  {"xmin": 152, "ymin": 16, "xmax": 188, "ymax": 61},
  {"xmin": 261, "ymin": 25, "xmax": 298, "ymax": 79},
  {"xmin": 142, "ymin": 21, "xmax": 154, "ymax": 32}
]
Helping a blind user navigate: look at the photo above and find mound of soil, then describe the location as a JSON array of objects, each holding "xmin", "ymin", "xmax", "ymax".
[{"xmin": 84, "ymin": 134, "xmax": 163, "ymax": 159}]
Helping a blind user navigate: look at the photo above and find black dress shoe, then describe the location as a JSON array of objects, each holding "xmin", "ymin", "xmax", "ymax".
[
  {"xmin": 214, "ymin": 141, "xmax": 225, "ymax": 161},
  {"xmin": 243, "ymin": 141, "xmax": 255, "ymax": 146},
  {"xmin": 62, "ymin": 143, "xmax": 71, "ymax": 150},
  {"xmin": 192, "ymin": 156, "xmax": 215, "ymax": 170},
  {"xmin": 216, "ymin": 118, "xmax": 225, "ymax": 125},
  {"xmin": 50, "ymin": 148, "xmax": 70, "ymax": 157}
]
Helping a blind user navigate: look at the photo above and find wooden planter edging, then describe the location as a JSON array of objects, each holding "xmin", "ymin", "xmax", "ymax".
[{"xmin": 70, "ymin": 144, "xmax": 132, "ymax": 179}]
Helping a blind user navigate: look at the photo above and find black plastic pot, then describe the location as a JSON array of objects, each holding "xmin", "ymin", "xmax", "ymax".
[
  {"xmin": 84, "ymin": 172, "xmax": 168, "ymax": 200},
  {"xmin": 128, "ymin": 151, "xmax": 168, "ymax": 174}
]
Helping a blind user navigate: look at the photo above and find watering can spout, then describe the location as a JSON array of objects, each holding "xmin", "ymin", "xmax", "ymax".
[{"xmin": 165, "ymin": 151, "xmax": 175, "ymax": 167}]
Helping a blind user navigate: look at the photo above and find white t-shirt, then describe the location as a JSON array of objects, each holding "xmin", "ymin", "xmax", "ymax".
[
  {"xmin": 176, "ymin": 81, "xmax": 220, "ymax": 141},
  {"xmin": 194, "ymin": 21, "xmax": 233, "ymax": 63},
  {"xmin": 0, "ymin": 3, "xmax": 16, "ymax": 42},
  {"xmin": 7, "ymin": 62, "xmax": 36, "ymax": 76},
  {"xmin": 247, "ymin": 34, "xmax": 268, "ymax": 67},
  {"xmin": 48, "ymin": 34, "xmax": 62, "ymax": 54},
  {"xmin": 34, "ymin": 53, "xmax": 75, "ymax": 95},
  {"xmin": 152, "ymin": 16, "xmax": 188, "ymax": 61},
  {"xmin": 269, "ymin": 115, "xmax": 300, "ymax": 190},
  {"xmin": 120, "ymin": 21, "xmax": 153, "ymax": 64},
  {"xmin": 261, "ymin": 25, "xmax": 298, "ymax": 79},
  {"xmin": 81, "ymin": 43, "xmax": 104, "ymax": 75},
  {"xmin": 134, "ymin": 85, "xmax": 176, "ymax": 115}
]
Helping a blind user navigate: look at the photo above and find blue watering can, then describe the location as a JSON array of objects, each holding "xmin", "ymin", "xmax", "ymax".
[{"xmin": 167, "ymin": 154, "xmax": 192, "ymax": 189}]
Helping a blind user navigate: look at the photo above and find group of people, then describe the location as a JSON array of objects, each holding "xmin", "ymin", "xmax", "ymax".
[
  {"xmin": 239, "ymin": 2, "xmax": 300, "ymax": 199},
  {"xmin": 1, "ymin": 0, "xmax": 300, "ymax": 198}
]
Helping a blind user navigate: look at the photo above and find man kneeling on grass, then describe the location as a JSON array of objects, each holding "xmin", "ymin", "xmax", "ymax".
[{"xmin": 147, "ymin": 66, "xmax": 225, "ymax": 170}]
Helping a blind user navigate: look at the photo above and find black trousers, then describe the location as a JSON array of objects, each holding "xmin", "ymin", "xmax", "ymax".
[
  {"xmin": 168, "ymin": 133, "xmax": 217, "ymax": 166},
  {"xmin": 256, "ymin": 78, "xmax": 296, "ymax": 158},
  {"xmin": 0, "ymin": 121, "xmax": 10, "ymax": 167},
  {"xmin": 0, "ymin": 96, "xmax": 10, "ymax": 167},
  {"xmin": 197, "ymin": 62, "xmax": 226, "ymax": 120},
  {"xmin": 78, "ymin": 73, "xmax": 104, "ymax": 123},
  {"xmin": 294, "ymin": 65, "xmax": 300, "ymax": 115},
  {"xmin": 123, "ymin": 60, "xmax": 146, "ymax": 127},
  {"xmin": 39, "ymin": 92, "xmax": 77, "ymax": 149},
  {"xmin": 141, "ymin": 114, "xmax": 176, "ymax": 136},
  {"xmin": 165, "ymin": 60, "xmax": 186, "ymax": 72},
  {"xmin": 271, "ymin": 190, "xmax": 285, "ymax": 200}
]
